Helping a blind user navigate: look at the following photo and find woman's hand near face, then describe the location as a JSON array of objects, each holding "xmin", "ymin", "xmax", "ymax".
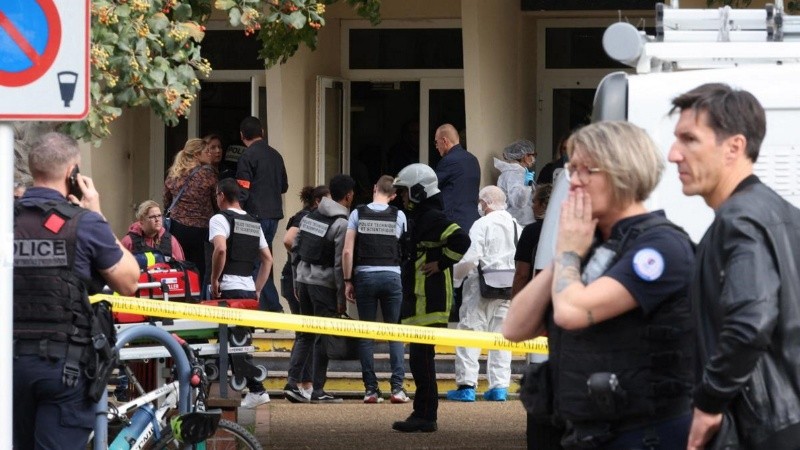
[{"xmin": 556, "ymin": 188, "xmax": 597, "ymax": 259}]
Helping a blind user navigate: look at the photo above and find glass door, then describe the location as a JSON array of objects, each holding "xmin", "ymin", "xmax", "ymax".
[
  {"xmin": 535, "ymin": 18, "xmax": 647, "ymax": 168},
  {"xmin": 420, "ymin": 77, "xmax": 465, "ymax": 167},
  {"xmin": 316, "ymin": 76, "xmax": 350, "ymax": 185},
  {"xmin": 536, "ymin": 77, "xmax": 599, "ymax": 167}
]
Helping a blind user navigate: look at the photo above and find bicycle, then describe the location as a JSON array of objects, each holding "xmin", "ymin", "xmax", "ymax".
[{"xmin": 93, "ymin": 324, "xmax": 263, "ymax": 449}]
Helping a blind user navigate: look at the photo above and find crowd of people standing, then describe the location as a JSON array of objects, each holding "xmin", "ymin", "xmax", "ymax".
[{"xmin": 14, "ymin": 82, "xmax": 800, "ymax": 449}]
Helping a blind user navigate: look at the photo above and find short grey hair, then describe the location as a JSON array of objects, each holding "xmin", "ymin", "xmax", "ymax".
[
  {"xmin": 566, "ymin": 121, "xmax": 664, "ymax": 206},
  {"xmin": 28, "ymin": 132, "xmax": 80, "ymax": 182}
]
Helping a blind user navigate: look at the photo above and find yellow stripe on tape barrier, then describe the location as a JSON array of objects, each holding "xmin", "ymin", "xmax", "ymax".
[{"xmin": 91, "ymin": 295, "xmax": 548, "ymax": 354}]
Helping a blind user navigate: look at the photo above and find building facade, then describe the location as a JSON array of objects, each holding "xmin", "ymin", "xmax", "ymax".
[{"xmin": 84, "ymin": 0, "xmax": 714, "ymax": 273}]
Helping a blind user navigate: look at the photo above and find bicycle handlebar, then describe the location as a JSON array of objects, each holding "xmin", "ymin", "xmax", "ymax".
[{"xmin": 93, "ymin": 325, "xmax": 193, "ymax": 450}]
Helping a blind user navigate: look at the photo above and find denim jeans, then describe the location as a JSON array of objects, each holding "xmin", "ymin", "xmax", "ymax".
[
  {"xmin": 253, "ymin": 218, "xmax": 282, "ymax": 312},
  {"xmin": 354, "ymin": 270, "xmax": 404, "ymax": 391}
]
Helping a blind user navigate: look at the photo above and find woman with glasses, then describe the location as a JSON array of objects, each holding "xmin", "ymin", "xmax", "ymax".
[
  {"xmin": 121, "ymin": 200, "xmax": 186, "ymax": 269},
  {"xmin": 503, "ymin": 121, "xmax": 696, "ymax": 449}
]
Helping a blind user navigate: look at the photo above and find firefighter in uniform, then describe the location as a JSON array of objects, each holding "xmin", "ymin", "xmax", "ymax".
[
  {"xmin": 209, "ymin": 178, "xmax": 274, "ymax": 408},
  {"xmin": 391, "ymin": 163, "xmax": 471, "ymax": 432},
  {"xmin": 13, "ymin": 132, "xmax": 139, "ymax": 449}
]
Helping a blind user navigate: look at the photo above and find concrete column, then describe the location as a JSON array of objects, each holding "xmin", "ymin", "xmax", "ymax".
[{"xmin": 461, "ymin": 0, "xmax": 528, "ymax": 187}]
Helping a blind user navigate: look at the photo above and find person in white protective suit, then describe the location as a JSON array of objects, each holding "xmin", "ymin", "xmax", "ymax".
[
  {"xmin": 447, "ymin": 186, "xmax": 521, "ymax": 402},
  {"xmin": 493, "ymin": 139, "xmax": 536, "ymax": 226}
]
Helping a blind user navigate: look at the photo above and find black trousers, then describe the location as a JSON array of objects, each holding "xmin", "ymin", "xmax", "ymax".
[
  {"xmin": 220, "ymin": 289, "xmax": 265, "ymax": 393},
  {"xmin": 297, "ymin": 282, "xmax": 338, "ymax": 392},
  {"xmin": 409, "ymin": 342, "xmax": 438, "ymax": 422}
]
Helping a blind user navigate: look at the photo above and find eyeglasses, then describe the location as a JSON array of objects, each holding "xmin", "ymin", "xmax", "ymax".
[
  {"xmin": 147, "ymin": 214, "xmax": 163, "ymax": 221},
  {"xmin": 565, "ymin": 163, "xmax": 602, "ymax": 184}
]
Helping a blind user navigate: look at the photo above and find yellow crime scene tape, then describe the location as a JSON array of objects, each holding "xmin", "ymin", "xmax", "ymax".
[{"xmin": 91, "ymin": 294, "xmax": 549, "ymax": 354}]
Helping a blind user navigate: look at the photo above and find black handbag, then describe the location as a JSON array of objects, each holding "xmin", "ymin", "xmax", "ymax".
[
  {"xmin": 477, "ymin": 265, "xmax": 514, "ymax": 299},
  {"xmin": 325, "ymin": 315, "xmax": 361, "ymax": 360},
  {"xmin": 476, "ymin": 221, "xmax": 519, "ymax": 300}
]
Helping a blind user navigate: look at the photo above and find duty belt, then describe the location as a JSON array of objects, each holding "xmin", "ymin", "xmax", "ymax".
[{"xmin": 14, "ymin": 339, "xmax": 70, "ymax": 359}]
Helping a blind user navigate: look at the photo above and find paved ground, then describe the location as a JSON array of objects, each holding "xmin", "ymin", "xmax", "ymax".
[{"xmin": 252, "ymin": 398, "xmax": 528, "ymax": 449}]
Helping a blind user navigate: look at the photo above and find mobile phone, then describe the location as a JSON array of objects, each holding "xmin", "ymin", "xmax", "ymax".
[{"xmin": 68, "ymin": 165, "xmax": 83, "ymax": 200}]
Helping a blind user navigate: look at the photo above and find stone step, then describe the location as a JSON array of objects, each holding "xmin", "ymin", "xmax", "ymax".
[
  {"xmin": 254, "ymin": 370, "xmax": 523, "ymax": 398},
  {"xmin": 250, "ymin": 351, "xmax": 529, "ymax": 375}
]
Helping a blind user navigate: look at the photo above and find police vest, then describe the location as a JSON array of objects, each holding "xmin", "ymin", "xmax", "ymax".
[
  {"xmin": 128, "ymin": 230, "xmax": 173, "ymax": 257},
  {"xmin": 128, "ymin": 231, "xmax": 174, "ymax": 268},
  {"xmin": 297, "ymin": 210, "xmax": 346, "ymax": 267},
  {"xmin": 355, "ymin": 205, "xmax": 401, "ymax": 267},
  {"xmin": 219, "ymin": 210, "xmax": 260, "ymax": 277},
  {"xmin": 13, "ymin": 200, "xmax": 94, "ymax": 363},
  {"xmin": 550, "ymin": 215, "xmax": 694, "ymax": 427}
]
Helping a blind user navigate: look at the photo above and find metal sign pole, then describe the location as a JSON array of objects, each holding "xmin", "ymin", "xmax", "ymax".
[{"xmin": 1, "ymin": 122, "xmax": 15, "ymax": 449}]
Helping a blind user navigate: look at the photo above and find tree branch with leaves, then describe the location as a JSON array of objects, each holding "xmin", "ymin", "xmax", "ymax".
[{"xmin": 49, "ymin": 0, "xmax": 380, "ymax": 146}]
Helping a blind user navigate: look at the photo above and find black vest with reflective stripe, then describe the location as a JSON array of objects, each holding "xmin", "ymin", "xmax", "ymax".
[
  {"xmin": 297, "ymin": 210, "xmax": 344, "ymax": 267},
  {"xmin": 219, "ymin": 210, "xmax": 260, "ymax": 276},
  {"xmin": 355, "ymin": 205, "xmax": 401, "ymax": 266},
  {"xmin": 13, "ymin": 200, "xmax": 93, "ymax": 348},
  {"xmin": 127, "ymin": 230, "xmax": 174, "ymax": 259},
  {"xmin": 550, "ymin": 215, "xmax": 694, "ymax": 425}
]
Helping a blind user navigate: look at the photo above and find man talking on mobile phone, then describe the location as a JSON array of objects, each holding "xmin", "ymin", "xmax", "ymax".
[{"xmin": 13, "ymin": 132, "xmax": 139, "ymax": 449}]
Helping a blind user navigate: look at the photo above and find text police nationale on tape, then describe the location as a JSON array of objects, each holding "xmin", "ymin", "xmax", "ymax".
[{"xmin": 91, "ymin": 295, "xmax": 548, "ymax": 354}]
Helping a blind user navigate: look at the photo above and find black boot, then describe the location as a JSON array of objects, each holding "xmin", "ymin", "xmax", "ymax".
[{"xmin": 392, "ymin": 415, "xmax": 438, "ymax": 432}]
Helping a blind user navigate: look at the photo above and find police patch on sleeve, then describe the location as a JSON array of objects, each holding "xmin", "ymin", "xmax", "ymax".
[{"xmin": 632, "ymin": 248, "xmax": 665, "ymax": 282}]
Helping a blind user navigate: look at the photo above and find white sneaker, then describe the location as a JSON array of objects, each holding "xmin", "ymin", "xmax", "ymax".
[
  {"xmin": 300, "ymin": 387, "xmax": 312, "ymax": 400},
  {"xmin": 241, "ymin": 391, "xmax": 270, "ymax": 408}
]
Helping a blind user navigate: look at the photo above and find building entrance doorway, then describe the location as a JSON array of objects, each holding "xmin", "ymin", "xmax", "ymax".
[{"xmin": 316, "ymin": 77, "xmax": 464, "ymax": 204}]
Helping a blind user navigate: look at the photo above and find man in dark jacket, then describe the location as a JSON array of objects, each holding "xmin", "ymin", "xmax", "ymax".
[
  {"xmin": 670, "ymin": 83, "xmax": 800, "ymax": 449},
  {"xmin": 391, "ymin": 163, "xmax": 471, "ymax": 432},
  {"xmin": 433, "ymin": 123, "xmax": 480, "ymax": 232},
  {"xmin": 434, "ymin": 124, "xmax": 481, "ymax": 322},
  {"xmin": 236, "ymin": 116, "xmax": 288, "ymax": 313}
]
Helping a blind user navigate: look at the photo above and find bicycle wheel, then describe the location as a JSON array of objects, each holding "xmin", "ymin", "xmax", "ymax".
[{"xmin": 152, "ymin": 419, "xmax": 263, "ymax": 450}]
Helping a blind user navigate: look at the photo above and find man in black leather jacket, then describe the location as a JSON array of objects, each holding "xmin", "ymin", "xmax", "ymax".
[{"xmin": 670, "ymin": 83, "xmax": 800, "ymax": 449}]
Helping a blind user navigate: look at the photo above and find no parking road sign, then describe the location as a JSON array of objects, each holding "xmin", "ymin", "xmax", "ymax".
[{"xmin": 0, "ymin": 0, "xmax": 89, "ymax": 120}]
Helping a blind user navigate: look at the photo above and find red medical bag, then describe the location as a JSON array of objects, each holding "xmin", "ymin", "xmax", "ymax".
[{"xmin": 136, "ymin": 262, "xmax": 201, "ymax": 302}]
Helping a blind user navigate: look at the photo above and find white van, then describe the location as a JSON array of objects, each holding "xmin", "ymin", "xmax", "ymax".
[{"xmin": 536, "ymin": 2, "xmax": 800, "ymax": 271}]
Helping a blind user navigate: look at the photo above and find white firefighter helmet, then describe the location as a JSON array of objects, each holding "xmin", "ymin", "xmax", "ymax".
[{"xmin": 393, "ymin": 163, "xmax": 440, "ymax": 203}]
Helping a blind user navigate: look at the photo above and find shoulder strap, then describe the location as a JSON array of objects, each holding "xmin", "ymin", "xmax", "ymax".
[{"xmin": 167, "ymin": 166, "xmax": 203, "ymax": 214}]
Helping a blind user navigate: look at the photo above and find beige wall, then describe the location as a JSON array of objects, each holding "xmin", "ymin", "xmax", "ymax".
[
  {"xmin": 84, "ymin": 106, "xmax": 150, "ymax": 237},
  {"xmin": 462, "ymin": 0, "xmax": 534, "ymax": 187},
  {"xmin": 265, "ymin": 18, "xmax": 343, "ymax": 276}
]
